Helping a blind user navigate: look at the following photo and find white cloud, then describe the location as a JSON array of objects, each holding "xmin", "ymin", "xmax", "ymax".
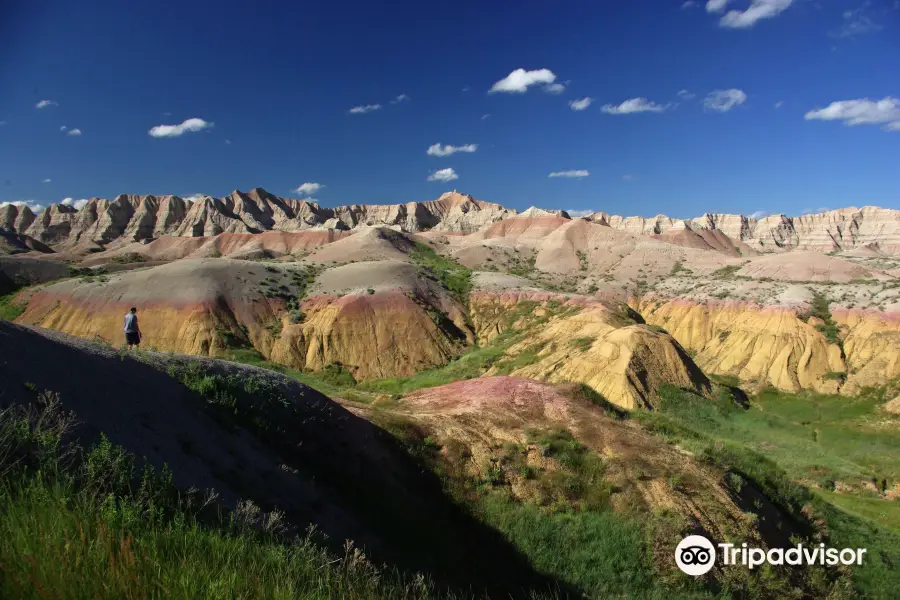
[
  {"xmin": 462, "ymin": 86, "xmax": 471, "ymax": 92},
  {"xmin": 348, "ymin": 104, "xmax": 381, "ymax": 114},
  {"xmin": 66, "ymin": 128, "xmax": 82, "ymax": 136},
  {"xmin": 677, "ymin": 89, "xmax": 696, "ymax": 100},
  {"xmin": 60, "ymin": 126, "xmax": 67, "ymax": 132},
  {"xmin": 293, "ymin": 182, "xmax": 325, "ymax": 196},
  {"xmin": 703, "ymin": 89, "xmax": 747, "ymax": 112},
  {"xmin": 831, "ymin": 15, "xmax": 881, "ymax": 38},
  {"xmin": 682, "ymin": 1, "xmax": 698, "ymax": 8},
  {"xmin": 544, "ymin": 82, "xmax": 566, "ymax": 94},
  {"xmin": 225, "ymin": 139, "xmax": 231, "ymax": 145},
  {"xmin": 148, "ymin": 118, "xmax": 214, "ymax": 138},
  {"xmin": 831, "ymin": 5, "xmax": 882, "ymax": 39},
  {"xmin": 622, "ymin": 174, "xmax": 635, "ymax": 181},
  {"xmin": 601, "ymin": 97, "xmax": 670, "ymax": 114},
  {"xmin": 182, "ymin": 194, "xmax": 206, "ymax": 204},
  {"xmin": 749, "ymin": 210, "xmax": 768, "ymax": 219},
  {"xmin": 42, "ymin": 178, "xmax": 51, "ymax": 183},
  {"xmin": 1, "ymin": 200, "xmax": 45, "ymax": 212},
  {"xmin": 489, "ymin": 68, "xmax": 557, "ymax": 93},
  {"xmin": 720, "ymin": 0, "xmax": 793, "ymax": 29},
  {"xmin": 61, "ymin": 197, "xmax": 90, "ymax": 210},
  {"xmin": 569, "ymin": 97, "xmax": 593, "ymax": 111},
  {"xmin": 481, "ymin": 114, "xmax": 491, "ymax": 120},
  {"xmin": 804, "ymin": 97, "xmax": 900, "ymax": 132},
  {"xmin": 426, "ymin": 143, "xmax": 478, "ymax": 157},
  {"xmin": 0, "ymin": 120, "xmax": 6, "ymax": 126},
  {"xmin": 549, "ymin": 170, "xmax": 589, "ymax": 178},
  {"xmin": 35, "ymin": 100, "xmax": 58, "ymax": 109},
  {"xmin": 389, "ymin": 94, "xmax": 410, "ymax": 104},
  {"xmin": 428, "ymin": 168, "xmax": 459, "ymax": 182},
  {"xmin": 567, "ymin": 209, "xmax": 593, "ymax": 218},
  {"xmin": 706, "ymin": 0, "xmax": 729, "ymax": 13},
  {"xmin": 775, "ymin": 100, "xmax": 784, "ymax": 108}
]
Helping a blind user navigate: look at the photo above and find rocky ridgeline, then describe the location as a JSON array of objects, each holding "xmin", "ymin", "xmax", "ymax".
[
  {"xmin": 2, "ymin": 187, "xmax": 899, "ymax": 253},
  {"xmin": 588, "ymin": 206, "xmax": 900, "ymax": 253},
  {"xmin": 0, "ymin": 189, "xmax": 515, "ymax": 248}
]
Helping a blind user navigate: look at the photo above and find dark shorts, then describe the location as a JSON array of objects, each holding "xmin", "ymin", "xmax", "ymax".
[{"xmin": 125, "ymin": 331, "xmax": 140, "ymax": 346}]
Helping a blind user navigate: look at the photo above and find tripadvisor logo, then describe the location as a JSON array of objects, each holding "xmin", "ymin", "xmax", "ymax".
[{"xmin": 675, "ymin": 535, "xmax": 867, "ymax": 576}]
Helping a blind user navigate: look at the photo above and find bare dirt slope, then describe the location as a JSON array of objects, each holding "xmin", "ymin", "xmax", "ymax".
[{"xmin": 0, "ymin": 256, "xmax": 71, "ymax": 294}]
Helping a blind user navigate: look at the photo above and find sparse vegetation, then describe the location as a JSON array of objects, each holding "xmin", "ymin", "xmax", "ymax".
[
  {"xmin": 410, "ymin": 242, "xmax": 472, "ymax": 304},
  {"xmin": 110, "ymin": 252, "xmax": 147, "ymax": 264},
  {"xmin": 634, "ymin": 382, "xmax": 900, "ymax": 597},
  {"xmin": 493, "ymin": 341, "xmax": 547, "ymax": 375},
  {"xmin": 711, "ymin": 264, "xmax": 742, "ymax": 279},
  {"xmin": 807, "ymin": 290, "xmax": 842, "ymax": 346},
  {"xmin": 575, "ymin": 250, "xmax": 588, "ymax": 272},
  {"xmin": 669, "ymin": 261, "xmax": 689, "ymax": 276},
  {"xmin": 569, "ymin": 336, "xmax": 594, "ymax": 352},
  {"xmin": 0, "ymin": 292, "xmax": 27, "ymax": 321},
  {"xmin": 507, "ymin": 254, "xmax": 536, "ymax": 278}
]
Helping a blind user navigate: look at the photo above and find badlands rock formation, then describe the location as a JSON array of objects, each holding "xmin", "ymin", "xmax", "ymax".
[
  {"xmin": 3, "ymin": 187, "xmax": 899, "ymax": 398},
  {"xmin": 13, "ymin": 258, "xmax": 472, "ymax": 381},
  {"xmin": 0, "ymin": 189, "xmax": 513, "ymax": 249},
  {"xmin": 590, "ymin": 206, "xmax": 900, "ymax": 254},
  {"xmin": 4, "ymin": 188, "xmax": 898, "ymax": 256},
  {"xmin": 470, "ymin": 292, "xmax": 710, "ymax": 409}
]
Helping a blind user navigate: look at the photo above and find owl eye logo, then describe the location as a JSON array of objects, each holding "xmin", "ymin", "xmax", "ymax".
[
  {"xmin": 675, "ymin": 535, "xmax": 716, "ymax": 576},
  {"xmin": 679, "ymin": 546, "xmax": 712, "ymax": 565}
]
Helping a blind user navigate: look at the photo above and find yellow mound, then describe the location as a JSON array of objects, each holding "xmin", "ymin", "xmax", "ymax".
[{"xmin": 469, "ymin": 292, "xmax": 710, "ymax": 409}]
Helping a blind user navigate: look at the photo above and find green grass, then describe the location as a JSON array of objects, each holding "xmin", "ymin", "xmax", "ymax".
[
  {"xmin": 111, "ymin": 252, "xmax": 147, "ymax": 264},
  {"xmin": 358, "ymin": 336, "xmax": 515, "ymax": 396},
  {"xmin": 634, "ymin": 383, "xmax": 900, "ymax": 598},
  {"xmin": 0, "ymin": 392, "xmax": 486, "ymax": 600},
  {"xmin": 1, "ymin": 483, "xmax": 450, "ymax": 600},
  {"xmin": 711, "ymin": 264, "xmax": 743, "ymax": 279},
  {"xmin": 569, "ymin": 336, "xmax": 595, "ymax": 352},
  {"xmin": 379, "ymin": 416, "xmax": 710, "ymax": 600},
  {"xmin": 807, "ymin": 291, "xmax": 842, "ymax": 345},
  {"xmin": 479, "ymin": 496, "xmax": 707, "ymax": 600},
  {"xmin": 670, "ymin": 261, "xmax": 690, "ymax": 276},
  {"xmin": 0, "ymin": 292, "xmax": 27, "ymax": 321},
  {"xmin": 493, "ymin": 341, "xmax": 547, "ymax": 375},
  {"xmin": 222, "ymin": 348, "xmax": 375, "ymax": 402},
  {"xmin": 410, "ymin": 242, "xmax": 472, "ymax": 304}
]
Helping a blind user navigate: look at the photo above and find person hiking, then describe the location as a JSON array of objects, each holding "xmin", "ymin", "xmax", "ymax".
[{"xmin": 124, "ymin": 307, "xmax": 142, "ymax": 349}]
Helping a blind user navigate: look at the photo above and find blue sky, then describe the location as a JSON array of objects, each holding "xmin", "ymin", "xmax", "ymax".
[{"xmin": 1, "ymin": 0, "xmax": 898, "ymax": 219}]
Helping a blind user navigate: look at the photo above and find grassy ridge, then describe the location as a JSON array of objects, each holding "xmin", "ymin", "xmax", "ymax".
[
  {"xmin": 635, "ymin": 383, "xmax": 900, "ymax": 598},
  {"xmin": 0, "ymin": 393, "xmax": 470, "ymax": 599},
  {"xmin": 410, "ymin": 242, "xmax": 472, "ymax": 305},
  {"xmin": 0, "ymin": 292, "xmax": 27, "ymax": 321}
]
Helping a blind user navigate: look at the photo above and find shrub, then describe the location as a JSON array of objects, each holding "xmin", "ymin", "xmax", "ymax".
[{"xmin": 711, "ymin": 265, "xmax": 742, "ymax": 279}]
